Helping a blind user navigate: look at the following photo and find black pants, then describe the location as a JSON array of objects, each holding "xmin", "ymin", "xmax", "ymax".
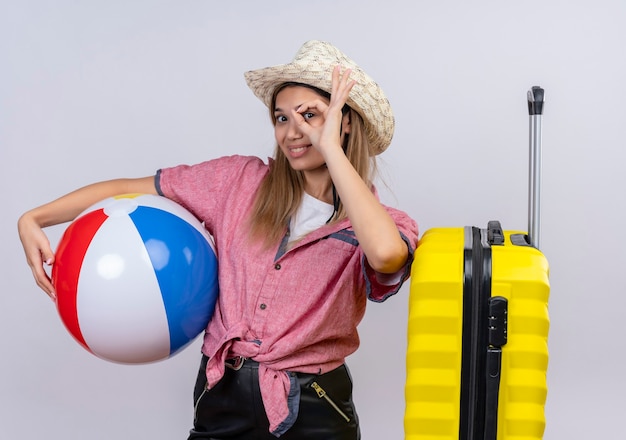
[{"xmin": 188, "ymin": 355, "xmax": 360, "ymax": 439}]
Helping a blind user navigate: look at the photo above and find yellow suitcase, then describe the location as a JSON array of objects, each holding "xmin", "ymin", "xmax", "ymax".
[{"xmin": 405, "ymin": 88, "xmax": 550, "ymax": 440}]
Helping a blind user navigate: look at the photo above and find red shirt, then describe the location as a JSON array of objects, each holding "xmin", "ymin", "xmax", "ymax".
[{"xmin": 157, "ymin": 155, "xmax": 418, "ymax": 436}]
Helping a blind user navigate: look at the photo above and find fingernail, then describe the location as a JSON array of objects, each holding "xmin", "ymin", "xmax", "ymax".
[{"xmin": 45, "ymin": 258, "xmax": 53, "ymax": 265}]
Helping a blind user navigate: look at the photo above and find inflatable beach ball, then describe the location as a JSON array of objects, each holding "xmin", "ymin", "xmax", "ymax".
[{"xmin": 51, "ymin": 194, "xmax": 218, "ymax": 364}]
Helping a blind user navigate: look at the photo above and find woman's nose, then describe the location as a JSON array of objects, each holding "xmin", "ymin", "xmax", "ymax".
[{"xmin": 287, "ymin": 120, "xmax": 303, "ymax": 139}]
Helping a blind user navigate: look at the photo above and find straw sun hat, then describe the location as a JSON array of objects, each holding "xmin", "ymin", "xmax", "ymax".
[{"xmin": 244, "ymin": 40, "xmax": 394, "ymax": 155}]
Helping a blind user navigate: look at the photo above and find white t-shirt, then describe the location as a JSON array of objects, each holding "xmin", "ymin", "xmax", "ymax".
[{"xmin": 289, "ymin": 192, "xmax": 334, "ymax": 243}]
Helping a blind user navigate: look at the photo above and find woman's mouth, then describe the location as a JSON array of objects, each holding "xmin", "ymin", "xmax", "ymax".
[{"xmin": 288, "ymin": 145, "xmax": 311, "ymax": 157}]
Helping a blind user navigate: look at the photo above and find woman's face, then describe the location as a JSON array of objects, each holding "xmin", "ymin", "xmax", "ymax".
[{"xmin": 273, "ymin": 85, "xmax": 328, "ymax": 173}]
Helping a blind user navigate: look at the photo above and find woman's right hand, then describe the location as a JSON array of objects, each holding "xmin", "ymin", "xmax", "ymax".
[
  {"xmin": 17, "ymin": 175, "xmax": 158, "ymax": 300},
  {"xmin": 18, "ymin": 213, "xmax": 57, "ymax": 299}
]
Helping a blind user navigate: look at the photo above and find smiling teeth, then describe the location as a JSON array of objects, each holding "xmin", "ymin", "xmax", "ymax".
[{"xmin": 291, "ymin": 147, "xmax": 307, "ymax": 153}]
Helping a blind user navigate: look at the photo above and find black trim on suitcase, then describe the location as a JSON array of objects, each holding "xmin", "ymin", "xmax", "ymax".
[
  {"xmin": 460, "ymin": 222, "xmax": 510, "ymax": 440},
  {"xmin": 460, "ymin": 226, "xmax": 492, "ymax": 440}
]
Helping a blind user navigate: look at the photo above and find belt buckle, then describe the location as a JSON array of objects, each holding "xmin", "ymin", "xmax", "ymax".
[{"xmin": 225, "ymin": 356, "xmax": 246, "ymax": 371}]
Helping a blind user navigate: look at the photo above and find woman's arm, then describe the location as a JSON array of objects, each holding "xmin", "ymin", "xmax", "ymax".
[
  {"xmin": 17, "ymin": 176, "xmax": 157, "ymax": 298},
  {"xmin": 322, "ymin": 149, "xmax": 409, "ymax": 273},
  {"xmin": 292, "ymin": 67, "xmax": 409, "ymax": 273}
]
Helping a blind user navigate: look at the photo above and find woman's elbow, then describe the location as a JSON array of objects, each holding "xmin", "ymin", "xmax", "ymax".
[{"xmin": 367, "ymin": 241, "xmax": 409, "ymax": 274}]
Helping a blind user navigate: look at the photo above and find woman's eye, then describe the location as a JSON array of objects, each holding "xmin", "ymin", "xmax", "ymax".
[
  {"xmin": 303, "ymin": 112, "xmax": 315, "ymax": 120},
  {"xmin": 275, "ymin": 115, "xmax": 287, "ymax": 123}
]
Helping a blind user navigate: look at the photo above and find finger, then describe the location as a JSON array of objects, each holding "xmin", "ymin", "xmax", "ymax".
[
  {"xmin": 26, "ymin": 245, "xmax": 56, "ymax": 299},
  {"xmin": 331, "ymin": 65, "xmax": 341, "ymax": 95},
  {"xmin": 289, "ymin": 107, "xmax": 312, "ymax": 136},
  {"xmin": 337, "ymin": 66, "xmax": 353, "ymax": 88},
  {"xmin": 295, "ymin": 98, "xmax": 329, "ymax": 115},
  {"xmin": 41, "ymin": 250, "xmax": 55, "ymax": 267},
  {"xmin": 32, "ymin": 263, "xmax": 56, "ymax": 300},
  {"xmin": 331, "ymin": 66, "xmax": 355, "ymax": 107},
  {"xmin": 292, "ymin": 101, "xmax": 329, "ymax": 133}
]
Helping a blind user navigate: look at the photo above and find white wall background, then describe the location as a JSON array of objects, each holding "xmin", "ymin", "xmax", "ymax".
[{"xmin": 2, "ymin": 1, "xmax": 625, "ymax": 438}]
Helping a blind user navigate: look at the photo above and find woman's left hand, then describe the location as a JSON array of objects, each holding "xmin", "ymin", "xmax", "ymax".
[{"xmin": 290, "ymin": 65, "xmax": 356, "ymax": 155}]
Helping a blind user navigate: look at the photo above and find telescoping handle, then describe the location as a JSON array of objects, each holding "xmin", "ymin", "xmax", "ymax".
[{"xmin": 527, "ymin": 86, "xmax": 545, "ymax": 249}]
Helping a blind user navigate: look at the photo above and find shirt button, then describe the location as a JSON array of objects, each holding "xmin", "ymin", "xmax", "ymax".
[
  {"xmin": 260, "ymin": 303, "xmax": 267, "ymax": 310},
  {"xmin": 274, "ymin": 263, "xmax": 281, "ymax": 270}
]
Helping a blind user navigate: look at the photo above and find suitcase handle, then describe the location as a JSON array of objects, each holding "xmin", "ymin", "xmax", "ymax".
[
  {"xmin": 527, "ymin": 86, "xmax": 545, "ymax": 115},
  {"xmin": 527, "ymin": 86, "xmax": 545, "ymax": 249}
]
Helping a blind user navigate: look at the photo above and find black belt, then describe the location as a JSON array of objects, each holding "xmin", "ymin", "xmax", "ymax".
[{"xmin": 225, "ymin": 356, "xmax": 258, "ymax": 371}]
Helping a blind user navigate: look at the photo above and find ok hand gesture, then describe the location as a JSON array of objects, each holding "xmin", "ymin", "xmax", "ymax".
[{"xmin": 289, "ymin": 65, "xmax": 356, "ymax": 156}]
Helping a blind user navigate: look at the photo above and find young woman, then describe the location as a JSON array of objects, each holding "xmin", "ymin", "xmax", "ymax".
[{"xmin": 18, "ymin": 40, "xmax": 418, "ymax": 439}]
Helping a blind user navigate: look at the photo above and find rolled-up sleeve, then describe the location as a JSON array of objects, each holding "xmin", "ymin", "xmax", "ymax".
[{"xmin": 363, "ymin": 208, "xmax": 418, "ymax": 302}]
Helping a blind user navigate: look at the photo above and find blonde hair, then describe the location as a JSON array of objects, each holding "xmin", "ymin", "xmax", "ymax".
[{"xmin": 248, "ymin": 83, "xmax": 377, "ymax": 247}]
